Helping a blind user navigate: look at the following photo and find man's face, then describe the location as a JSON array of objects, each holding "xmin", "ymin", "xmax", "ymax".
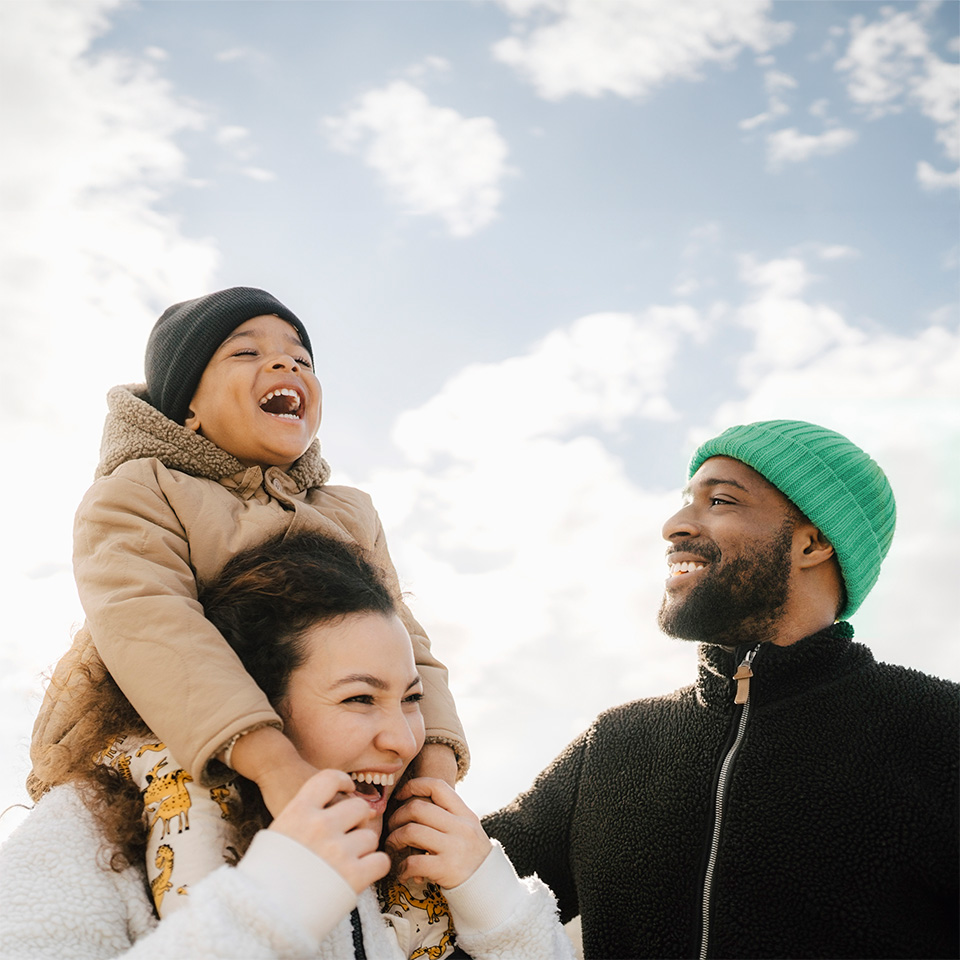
[{"xmin": 657, "ymin": 456, "xmax": 800, "ymax": 646}]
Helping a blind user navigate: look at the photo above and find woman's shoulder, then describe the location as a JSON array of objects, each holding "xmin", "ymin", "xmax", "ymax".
[{"xmin": 0, "ymin": 784, "xmax": 157, "ymax": 956}]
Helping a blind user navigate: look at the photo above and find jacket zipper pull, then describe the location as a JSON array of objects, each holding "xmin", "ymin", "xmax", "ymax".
[{"xmin": 733, "ymin": 647, "xmax": 759, "ymax": 705}]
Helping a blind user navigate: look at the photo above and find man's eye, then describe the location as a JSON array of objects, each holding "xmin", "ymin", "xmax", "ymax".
[{"xmin": 710, "ymin": 497, "xmax": 732, "ymax": 506}]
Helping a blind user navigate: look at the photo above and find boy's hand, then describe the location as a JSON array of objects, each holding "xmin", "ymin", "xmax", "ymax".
[
  {"xmin": 270, "ymin": 769, "xmax": 390, "ymax": 894},
  {"xmin": 410, "ymin": 742, "xmax": 458, "ymax": 788},
  {"xmin": 385, "ymin": 777, "xmax": 492, "ymax": 889},
  {"xmin": 224, "ymin": 727, "xmax": 316, "ymax": 817}
]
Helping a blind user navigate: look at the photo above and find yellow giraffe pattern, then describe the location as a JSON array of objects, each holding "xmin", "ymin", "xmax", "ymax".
[
  {"xmin": 150, "ymin": 844, "xmax": 174, "ymax": 912},
  {"xmin": 381, "ymin": 879, "xmax": 457, "ymax": 959},
  {"xmin": 143, "ymin": 758, "xmax": 193, "ymax": 838}
]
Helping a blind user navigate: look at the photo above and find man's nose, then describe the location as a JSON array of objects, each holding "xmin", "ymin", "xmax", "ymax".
[{"xmin": 662, "ymin": 504, "xmax": 699, "ymax": 542}]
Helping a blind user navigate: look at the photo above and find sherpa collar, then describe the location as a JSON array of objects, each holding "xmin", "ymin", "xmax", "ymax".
[
  {"xmin": 694, "ymin": 621, "xmax": 871, "ymax": 713},
  {"xmin": 95, "ymin": 384, "xmax": 331, "ymax": 490}
]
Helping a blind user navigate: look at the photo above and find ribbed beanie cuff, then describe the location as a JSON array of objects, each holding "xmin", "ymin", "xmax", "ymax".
[
  {"xmin": 145, "ymin": 287, "xmax": 313, "ymax": 425},
  {"xmin": 689, "ymin": 420, "xmax": 896, "ymax": 619}
]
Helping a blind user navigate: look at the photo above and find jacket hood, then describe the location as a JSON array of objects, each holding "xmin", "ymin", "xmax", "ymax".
[{"xmin": 96, "ymin": 384, "xmax": 331, "ymax": 489}]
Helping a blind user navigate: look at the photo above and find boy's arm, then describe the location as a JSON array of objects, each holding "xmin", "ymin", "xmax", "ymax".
[{"xmin": 73, "ymin": 472, "xmax": 280, "ymax": 786}]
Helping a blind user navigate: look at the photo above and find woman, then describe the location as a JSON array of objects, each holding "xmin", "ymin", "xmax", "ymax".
[{"xmin": 0, "ymin": 532, "xmax": 572, "ymax": 960}]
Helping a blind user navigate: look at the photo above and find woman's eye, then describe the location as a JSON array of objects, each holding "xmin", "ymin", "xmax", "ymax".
[
  {"xmin": 343, "ymin": 694, "xmax": 374, "ymax": 705},
  {"xmin": 403, "ymin": 692, "xmax": 424, "ymax": 705},
  {"xmin": 297, "ymin": 355, "xmax": 312, "ymax": 368}
]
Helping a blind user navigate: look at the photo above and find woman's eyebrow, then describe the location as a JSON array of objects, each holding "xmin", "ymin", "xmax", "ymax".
[
  {"xmin": 333, "ymin": 673, "xmax": 386, "ymax": 690},
  {"xmin": 331, "ymin": 674, "xmax": 423, "ymax": 691}
]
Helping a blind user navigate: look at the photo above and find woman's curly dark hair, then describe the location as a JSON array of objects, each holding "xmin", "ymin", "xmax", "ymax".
[{"xmin": 44, "ymin": 531, "xmax": 397, "ymax": 870}]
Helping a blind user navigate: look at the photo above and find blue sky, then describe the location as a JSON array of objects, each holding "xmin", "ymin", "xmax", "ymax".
[{"xmin": 1, "ymin": 0, "xmax": 958, "ymax": 833}]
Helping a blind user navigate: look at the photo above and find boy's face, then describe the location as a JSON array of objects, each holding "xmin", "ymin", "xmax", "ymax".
[{"xmin": 185, "ymin": 314, "xmax": 321, "ymax": 470}]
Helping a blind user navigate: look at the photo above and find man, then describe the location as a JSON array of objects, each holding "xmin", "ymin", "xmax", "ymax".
[{"xmin": 483, "ymin": 420, "xmax": 959, "ymax": 960}]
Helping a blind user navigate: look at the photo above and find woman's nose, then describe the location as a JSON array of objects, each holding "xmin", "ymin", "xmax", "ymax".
[{"xmin": 376, "ymin": 709, "xmax": 420, "ymax": 761}]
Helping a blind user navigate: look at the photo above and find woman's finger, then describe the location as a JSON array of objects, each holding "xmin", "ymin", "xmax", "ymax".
[
  {"xmin": 392, "ymin": 777, "xmax": 464, "ymax": 814},
  {"xmin": 293, "ymin": 769, "xmax": 357, "ymax": 808},
  {"xmin": 386, "ymin": 821, "xmax": 441, "ymax": 856},
  {"xmin": 388, "ymin": 796, "xmax": 452, "ymax": 833}
]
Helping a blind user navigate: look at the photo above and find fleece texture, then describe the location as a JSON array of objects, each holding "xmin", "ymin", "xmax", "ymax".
[
  {"xmin": 484, "ymin": 625, "xmax": 959, "ymax": 959},
  {"xmin": 0, "ymin": 784, "xmax": 574, "ymax": 960}
]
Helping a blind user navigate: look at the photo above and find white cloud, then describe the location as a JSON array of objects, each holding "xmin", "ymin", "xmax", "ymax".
[
  {"xmin": 240, "ymin": 166, "xmax": 277, "ymax": 182},
  {"xmin": 492, "ymin": 0, "xmax": 793, "ymax": 100},
  {"xmin": 393, "ymin": 307, "xmax": 701, "ymax": 466},
  {"xmin": 836, "ymin": 5, "xmax": 959, "ymax": 175},
  {"xmin": 916, "ymin": 159, "xmax": 960, "ymax": 191},
  {"xmin": 736, "ymin": 255, "xmax": 866, "ymax": 378},
  {"xmin": 0, "ymin": 0, "xmax": 218, "ymax": 827},
  {"xmin": 216, "ymin": 125, "xmax": 250, "ymax": 146},
  {"xmin": 816, "ymin": 244, "xmax": 860, "ymax": 261},
  {"xmin": 738, "ymin": 67, "xmax": 796, "ymax": 130},
  {"xmin": 766, "ymin": 125, "xmax": 858, "ymax": 167},
  {"xmin": 324, "ymin": 80, "xmax": 512, "ymax": 237},
  {"xmin": 404, "ymin": 55, "xmax": 452, "ymax": 80},
  {"xmin": 809, "ymin": 97, "xmax": 831, "ymax": 118}
]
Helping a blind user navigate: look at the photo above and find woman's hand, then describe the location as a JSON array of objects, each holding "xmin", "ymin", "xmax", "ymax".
[
  {"xmin": 270, "ymin": 769, "xmax": 390, "ymax": 893},
  {"xmin": 385, "ymin": 777, "xmax": 493, "ymax": 889}
]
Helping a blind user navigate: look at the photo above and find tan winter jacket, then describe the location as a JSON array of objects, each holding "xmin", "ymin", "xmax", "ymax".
[{"xmin": 29, "ymin": 385, "xmax": 466, "ymax": 797}]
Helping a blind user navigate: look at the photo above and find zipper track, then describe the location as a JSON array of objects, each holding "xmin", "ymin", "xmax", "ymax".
[{"xmin": 699, "ymin": 646, "xmax": 758, "ymax": 960}]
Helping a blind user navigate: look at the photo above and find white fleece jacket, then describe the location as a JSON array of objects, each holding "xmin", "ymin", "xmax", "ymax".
[{"xmin": 0, "ymin": 785, "xmax": 573, "ymax": 960}]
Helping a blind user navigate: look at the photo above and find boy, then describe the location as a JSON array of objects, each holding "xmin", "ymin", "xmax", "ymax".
[{"xmin": 29, "ymin": 286, "xmax": 466, "ymax": 820}]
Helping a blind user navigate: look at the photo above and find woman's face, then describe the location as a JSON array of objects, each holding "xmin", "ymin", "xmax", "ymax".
[{"xmin": 281, "ymin": 612, "xmax": 426, "ymax": 836}]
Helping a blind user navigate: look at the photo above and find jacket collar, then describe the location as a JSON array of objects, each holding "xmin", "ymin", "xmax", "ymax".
[
  {"xmin": 95, "ymin": 384, "xmax": 331, "ymax": 492},
  {"xmin": 694, "ymin": 621, "xmax": 871, "ymax": 712}
]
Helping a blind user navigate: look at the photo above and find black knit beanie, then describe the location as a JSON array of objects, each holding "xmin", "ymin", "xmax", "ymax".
[{"xmin": 145, "ymin": 287, "xmax": 314, "ymax": 425}]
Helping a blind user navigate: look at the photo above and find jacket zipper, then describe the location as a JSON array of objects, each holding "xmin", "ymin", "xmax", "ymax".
[{"xmin": 699, "ymin": 645, "xmax": 759, "ymax": 960}]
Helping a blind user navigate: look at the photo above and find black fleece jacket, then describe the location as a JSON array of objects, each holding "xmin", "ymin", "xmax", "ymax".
[{"xmin": 483, "ymin": 624, "xmax": 959, "ymax": 959}]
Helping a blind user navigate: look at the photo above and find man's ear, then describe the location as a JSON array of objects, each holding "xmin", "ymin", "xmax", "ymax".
[
  {"xmin": 795, "ymin": 523, "xmax": 835, "ymax": 569},
  {"xmin": 183, "ymin": 408, "xmax": 201, "ymax": 434}
]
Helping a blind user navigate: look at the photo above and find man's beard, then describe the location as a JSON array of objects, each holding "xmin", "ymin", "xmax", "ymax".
[{"xmin": 657, "ymin": 521, "xmax": 794, "ymax": 645}]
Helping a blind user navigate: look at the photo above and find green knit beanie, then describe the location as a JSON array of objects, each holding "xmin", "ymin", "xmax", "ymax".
[{"xmin": 688, "ymin": 420, "xmax": 896, "ymax": 620}]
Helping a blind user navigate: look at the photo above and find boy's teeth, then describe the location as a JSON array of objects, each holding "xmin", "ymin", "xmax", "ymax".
[
  {"xmin": 259, "ymin": 388, "xmax": 301, "ymax": 408},
  {"xmin": 350, "ymin": 771, "xmax": 395, "ymax": 787}
]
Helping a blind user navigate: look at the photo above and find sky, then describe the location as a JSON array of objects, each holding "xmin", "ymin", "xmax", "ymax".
[{"xmin": 1, "ymin": 0, "xmax": 958, "ymax": 840}]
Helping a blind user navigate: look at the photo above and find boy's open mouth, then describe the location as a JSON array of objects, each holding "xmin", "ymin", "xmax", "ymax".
[{"xmin": 259, "ymin": 388, "xmax": 302, "ymax": 419}]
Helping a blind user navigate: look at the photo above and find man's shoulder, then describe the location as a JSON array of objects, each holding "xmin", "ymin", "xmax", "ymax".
[
  {"xmin": 592, "ymin": 683, "xmax": 699, "ymax": 731},
  {"xmin": 869, "ymin": 658, "xmax": 960, "ymax": 710}
]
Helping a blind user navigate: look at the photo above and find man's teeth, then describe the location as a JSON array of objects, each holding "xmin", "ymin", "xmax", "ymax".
[
  {"xmin": 350, "ymin": 771, "xmax": 395, "ymax": 787},
  {"xmin": 669, "ymin": 561, "xmax": 706, "ymax": 576}
]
